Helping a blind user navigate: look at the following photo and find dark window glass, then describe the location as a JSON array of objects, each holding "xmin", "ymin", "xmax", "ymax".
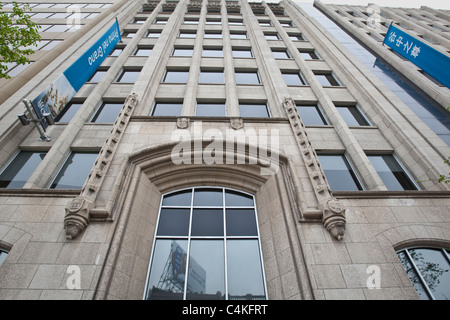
[
  {"xmin": 225, "ymin": 190, "xmax": 254, "ymax": 206},
  {"xmin": 191, "ymin": 209, "xmax": 224, "ymax": 236},
  {"xmin": 91, "ymin": 102, "xmax": 123, "ymax": 123},
  {"xmin": 157, "ymin": 208, "xmax": 191, "ymax": 236},
  {"xmin": 336, "ymin": 105, "xmax": 370, "ymax": 126},
  {"xmin": 296, "ymin": 105, "xmax": 327, "ymax": 125},
  {"xmin": 196, "ymin": 103, "xmax": 226, "ymax": 117},
  {"xmin": 230, "ymin": 32, "xmax": 247, "ymax": 39},
  {"xmin": 146, "ymin": 188, "xmax": 265, "ymax": 300},
  {"xmin": 367, "ymin": 155, "xmax": 417, "ymax": 191},
  {"xmin": 152, "ymin": 103, "xmax": 183, "ymax": 116},
  {"xmin": 239, "ymin": 104, "xmax": 269, "ymax": 118},
  {"xmin": 179, "ymin": 31, "xmax": 197, "ymax": 38},
  {"xmin": 226, "ymin": 240, "xmax": 266, "ymax": 300},
  {"xmin": 0, "ymin": 151, "xmax": 47, "ymax": 188},
  {"xmin": 50, "ymin": 152, "xmax": 98, "ymax": 189},
  {"xmin": 300, "ymin": 50, "xmax": 319, "ymax": 60},
  {"xmin": 318, "ymin": 154, "xmax": 363, "ymax": 191},
  {"xmin": 56, "ymin": 102, "xmax": 83, "ymax": 123},
  {"xmin": 204, "ymin": 31, "xmax": 222, "ymax": 38},
  {"xmin": 146, "ymin": 188, "xmax": 266, "ymax": 300},
  {"xmin": 226, "ymin": 209, "xmax": 258, "ymax": 236},
  {"xmin": 109, "ymin": 48, "xmax": 123, "ymax": 56},
  {"xmin": 193, "ymin": 188, "xmax": 223, "ymax": 206},
  {"xmin": 264, "ymin": 33, "xmax": 279, "ymax": 40},
  {"xmin": 162, "ymin": 189, "xmax": 192, "ymax": 206}
]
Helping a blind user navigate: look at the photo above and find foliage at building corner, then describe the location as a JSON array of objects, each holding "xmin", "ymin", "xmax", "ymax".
[{"xmin": 0, "ymin": 1, "xmax": 41, "ymax": 79}]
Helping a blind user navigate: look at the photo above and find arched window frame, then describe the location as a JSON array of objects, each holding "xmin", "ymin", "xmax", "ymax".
[
  {"xmin": 397, "ymin": 246, "xmax": 450, "ymax": 300},
  {"xmin": 143, "ymin": 186, "xmax": 268, "ymax": 300}
]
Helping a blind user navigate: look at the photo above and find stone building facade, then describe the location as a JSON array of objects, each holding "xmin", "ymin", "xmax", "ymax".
[{"xmin": 0, "ymin": 0, "xmax": 449, "ymax": 300}]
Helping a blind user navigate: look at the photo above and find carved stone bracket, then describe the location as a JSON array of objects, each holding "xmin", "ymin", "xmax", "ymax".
[
  {"xmin": 283, "ymin": 97, "xmax": 346, "ymax": 240},
  {"xmin": 63, "ymin": 93, "xmax": 139, "ymax": 240},
  {"xmin": 64, "ymin": 198, "xmax": 93, "ymax": 240},
  {"xmin": 177, "ymin": 117, "xmax": 190, "ymax": 129},
  {"xmin": 230, "ymin": 117, "xmax": 243, "ymax": 130},
  {"xmin": 319, "ymin": 198, "xmax": 346, "ymax": 241}
]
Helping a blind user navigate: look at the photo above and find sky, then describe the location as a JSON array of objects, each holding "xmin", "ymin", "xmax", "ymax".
[{"xmin": 268, "ymin": 0, "xmax": 450, "ymax": 10}]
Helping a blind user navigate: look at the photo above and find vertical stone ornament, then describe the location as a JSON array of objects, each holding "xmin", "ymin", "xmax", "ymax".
[
  {"xmin": 63, "ymin": 93, "xmax": 139, "ymax": 240},
  {"xmin": 283, "ymin": 97, "xmax": 346, "ymax": 240}
]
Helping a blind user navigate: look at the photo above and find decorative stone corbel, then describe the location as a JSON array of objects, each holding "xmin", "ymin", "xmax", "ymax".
[
  {"xmin": 177, "ymin": 117, "xmax": 190, "ymax": 129},
  {"xmin": 230, "ymin": 117, "xmax": 243, "ymax": 130},
  {"xmin": 319, "ymin": 198, "xmax": 346, "ymax": 241},
  {"xmin": 64, "ymin": 197, "xmax": 94, "ymax": 240}
]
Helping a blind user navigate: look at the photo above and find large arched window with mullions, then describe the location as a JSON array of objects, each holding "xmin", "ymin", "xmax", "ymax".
[
  {"xmin": 397, "ymin": 247, "xmax": 450, "ymax": 300},
  {"xmin": 144, "ymin": 187, "xmax": 267, "ymax": 300}
]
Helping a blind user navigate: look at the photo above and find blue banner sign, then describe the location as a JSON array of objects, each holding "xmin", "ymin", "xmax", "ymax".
[
  {"xmin": 31, "ymin": 20, "xmax": 121, "ymax": 127},
  {"xmin": 383, "ymin": 23, "xmax": 450, "ymax": 88}
]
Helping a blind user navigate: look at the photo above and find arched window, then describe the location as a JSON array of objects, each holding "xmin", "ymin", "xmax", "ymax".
[
  {"xmin": 0, "ymin": 250, "xmax": 8, "ymax": 267},
  {"xmin": 144, "ymin": 187, "xmax": 267, "ymax": 300},
  {"xmin": 397, "ymin": 247, "xmax": 450, "ymax": 300}
]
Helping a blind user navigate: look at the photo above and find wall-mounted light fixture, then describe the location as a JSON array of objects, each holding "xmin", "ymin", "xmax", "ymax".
[{"xmin": 17, "ymin": 100, "xmax": 52, "ymax": 141}]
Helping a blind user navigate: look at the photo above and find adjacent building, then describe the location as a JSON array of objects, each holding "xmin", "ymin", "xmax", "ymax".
[{"xmin": 0, "ymin": 0, "xmax": 449, "ymax": 300}]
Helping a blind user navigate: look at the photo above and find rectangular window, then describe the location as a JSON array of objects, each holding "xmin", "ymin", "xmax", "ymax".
[
  {"xmin": 172, "ymin": 47, "xmax": 194, "ymax": 56},
  {"xmin": 134, "ymin": 47, "xmax": 152, "ymax": 56},
  {"xmin": 196, "ymin": 103, "xmax": 226, "ymax": 117},
  {"xmin": 230, "ymin": 32, "xmax": 247, "ymax": 39},
  {"xmin": 235, "ymin": 71, "xmax": 260, "ymax": 85},
  {"xmin": 272, "ymin": 49, "xmax": 291, "ymax": 59},
  {"xmin": 232, "ymin": 48, "xmax": 253, "ymax": 58},
  {"xmin": 296, "ymin": 105, "xmax": 327, "ymax": 125},
  {"xmin": 50, "ymin": 152, "xmax": 98, "ymax": 189},
  {"xmin": 282, "ymin": 72, "xmax": 306, "ymax": 86},
  {"xmin": 88, "ymin": 70, "xmax": 107, "ymax": 83},
  {"xmin": 179, "ymin": 31, "xmax": 197, "ymax": 38},
  {"xmin": 147, "ymin": 30, "xmax": 161, "ymax": 38},
  {"xmin": 336, "ymin": 105, "xmax": 370, "ymax": 126},
  {"xmin": 314, "ymin": 73, "xmax": 340, "ymax": 86},
  {"xmin": 116, "ymin": 70, "xmax": 141, "ymax": 83},
  {"xmin": 56, "ymin": 102, "xmax": 83, "ymax": 123},
  {"xmin": 239, "ymin": 103, "xmax": 269, "ymax": 118},
  {"xmin": 91, "ymin": 102, "xmax": 124, "ymax": 123},
  {"xmin": 204, "ymin": 31, "xmax": 222, "ymax": 38},
  {"xmin": 264, "ymin": 33, "xmax": 279, "ymax": 40},
  {"xmin": 318, "ymin": 154, "xmax": 363, "ymax": 191},
  {"xmin": 300, "ymin": 50, "xmax": 319, "ymax": 60},
  {"xmin": 152, "ymin": 102, "xmax": 183, "ymax": 116},
  {"xmin": 202, "ymin": 48, "xmax": 224, "ymax": 58},
  {"xmin": 199, "ymin": 70, "xmax": 225, "ymax": 84},
  {"xmin": 367, "ymin": 155, "xmax": 418, "ymax": 190},
  {"xmin": 0, "ymin": 151, "xmax": 47, "ymax": 188},
  {"xmin": 163, "ymin": 70, "xmax": 190, "ymax": 83}
]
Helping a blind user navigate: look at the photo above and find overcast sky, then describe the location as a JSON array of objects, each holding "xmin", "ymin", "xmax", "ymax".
[{"xmin": 281, "ymin": 0, "xmax": 450, "ymax": 10}]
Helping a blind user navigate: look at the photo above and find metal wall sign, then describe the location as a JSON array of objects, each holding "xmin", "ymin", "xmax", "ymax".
[
  {"xmin": 383, "ymin": 23, "xmax": 450, "ymax": 88},
  {"xmin": 31, "ymin": 20, "xmax": 121, "ymax": 128}
]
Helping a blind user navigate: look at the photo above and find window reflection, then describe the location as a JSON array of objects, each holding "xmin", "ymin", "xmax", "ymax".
[
  {"xmin": 145, "ymin": 187, "xmax": 266, "ymax": 300},
  {"xmin": 397, "ymin": 247, "xmax": 450, "ymax": 300}
]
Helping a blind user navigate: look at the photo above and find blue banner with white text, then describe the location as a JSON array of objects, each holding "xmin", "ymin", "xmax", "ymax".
[
  {"xmin": 31, "ymin": 20, "xmax": 121, "ymax": 128},
  {"xmin": 383, "ymin": 23, "xmax": 450, "ymax": 88}
]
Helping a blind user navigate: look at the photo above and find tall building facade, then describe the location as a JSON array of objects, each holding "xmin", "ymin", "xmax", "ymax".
[{"xmin": 0, "ymin": 0, "xmax": 449, "ymax": 300}]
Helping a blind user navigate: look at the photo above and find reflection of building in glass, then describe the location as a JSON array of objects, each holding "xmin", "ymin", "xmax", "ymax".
[{"xmin": 0, "ymin": 0, "xmax": 449, "ymax": 301}]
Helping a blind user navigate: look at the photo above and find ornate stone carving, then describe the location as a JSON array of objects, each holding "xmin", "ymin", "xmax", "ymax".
[
  {"xmin": 230, "ymin": 117, "xmax": 244, "ymax": 130},
  {"xmin": 64, "ymin": 93, "xmax": 139, "ymax": 240},
  {"xmin": 320, "ymin": 198, "xmax": 346, "ymax": 241},
  {"xmin": 64, "ymin": 198, "xmax": 92, "ymax": 240},
  {"xmin": 283, "ymin": 97, "xmax": 346, "ymax": 240},
  {"xmin": 177, "ymin": 117, "xmax": 190, "ymax": 129}
]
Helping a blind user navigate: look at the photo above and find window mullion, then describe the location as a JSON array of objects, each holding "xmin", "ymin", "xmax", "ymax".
[
  {"xmin": 405, "ymin": 249, "xmax": 435, "ymax": 300},
  {"xmin": 182, "ymin": 188, "xmax": 196, "ymax": 300},
  {"xmin": 223, "ymin": 188, "xmax": 229, "ymax": 300}
]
